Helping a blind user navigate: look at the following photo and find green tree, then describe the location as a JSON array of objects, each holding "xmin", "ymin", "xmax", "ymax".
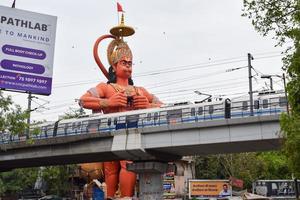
[
  {"xmin": 61, "ymin": 107, "xmax": 86, "ymax": 120},
  {"xmin": 37, "ymin": 107, "xmax": 84, "ymax": 196},
  {"xmin": 0, "ymin": 91, "xmax": 39, "ymax": 196},
  {"xmin": 0, "ymin": 91, "xmax": 28, "ymax": 136},
  {"xmin": 0, "ymin": 168, "xmax": 39, "ymax": 196},
  {"xmin": 42, "ymin": 165, "xmax": 76, "ymax": 196},
  {"xmin": 243, "ymin": 0, "xmax": 300, "ymax": 177},
  {"xmin": 195, "ymin": 152, "xmax": 291, "ymax": 189},
  {"xmin": 0, "ymin": 92, "xmax": 80, "ymax": 197}
]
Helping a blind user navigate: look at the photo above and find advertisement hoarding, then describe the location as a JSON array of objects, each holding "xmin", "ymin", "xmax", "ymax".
[
  {"xmin": 189, "ymin": 179, "xmax": 232, "ymax": 199},
  {"xmin": 0, "ymin": 6, "xmax": 57, "ymax": 95}
]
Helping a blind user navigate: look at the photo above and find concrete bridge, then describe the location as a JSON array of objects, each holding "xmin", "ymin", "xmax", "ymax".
[{"xmin": 0, "ymin": 114, "xmax": 282, "ymax": 172}]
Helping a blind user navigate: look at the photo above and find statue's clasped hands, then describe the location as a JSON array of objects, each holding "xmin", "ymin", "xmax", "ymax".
[
  {"xmin": 107, "ymin": 91, "xmax": 150, "ymax": 109},
  {"xmin": 133, "ymin": 95, "xmax": 150, "ymax": 109}
]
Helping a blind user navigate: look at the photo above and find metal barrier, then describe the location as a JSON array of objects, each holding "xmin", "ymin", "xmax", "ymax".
[{"xmin": 0, "ymin": 100, "xmax": 286, "ymax": 144}]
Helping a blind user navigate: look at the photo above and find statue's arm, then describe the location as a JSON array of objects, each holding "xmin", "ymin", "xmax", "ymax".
[
  {"xmin": 80, "ymin": 83, "xmax": 127, "ymax": 110},
  {"xmin": 79, "ymin": 83, "xmax": 109, "ymax": 110},
  {"xmin": 139, "ymin": 87, "xmax": 163, "ymax": 108}
]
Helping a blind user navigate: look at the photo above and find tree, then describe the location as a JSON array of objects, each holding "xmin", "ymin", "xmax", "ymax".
[
  {"xmin": 0, "ymin": 92, "xmax": 79, "ymax": 197},
  {"xmin": 0, "ymin": 91, "xmax": 38, "ymax": 196},
  {"xmin": 42, "ymin": 165, "xmax": 75, "ymax": 196},
  {"xmin": 195, "ymin": 152, "xmax": 291, "ymax": 189},
  {"xmin": 0, "ymin": 91, "xmax": 28, "ymax": 137},
  {"xmin": 243, "ymin": 0, "xmax": 300, "ymax": 177},
  {"xmin": 61, "ymin": 107, "xmax": 86, "ymax": 120},
  {"xmin": 0, "ymin": 168, "xmax": 39, "ymax": 196}
]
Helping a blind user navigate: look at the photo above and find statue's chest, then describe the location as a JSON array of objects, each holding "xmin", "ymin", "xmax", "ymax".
[{"xmin": 106, "ymin": 84, "xmax": 139, "ymax": 97}]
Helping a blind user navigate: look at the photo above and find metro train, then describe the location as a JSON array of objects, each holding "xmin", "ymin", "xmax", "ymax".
[{"xmin": 0, "ymin": 90, "xmax": 288, "ymax": 143}]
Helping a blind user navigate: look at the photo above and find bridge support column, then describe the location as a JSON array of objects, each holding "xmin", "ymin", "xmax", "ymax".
[{"xmin": 127, "ymin": 161, "xmax": 168, "ymax": 200}]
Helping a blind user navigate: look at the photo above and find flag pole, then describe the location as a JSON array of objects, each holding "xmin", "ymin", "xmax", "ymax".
[{"xmin": 118, "ymin": 11, "xmax": 120, "ymax": 25}]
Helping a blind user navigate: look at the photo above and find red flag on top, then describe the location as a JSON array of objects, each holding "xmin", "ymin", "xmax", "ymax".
[{"xmin": 117, "ymin": 2, "xmax": 124, "ymax": 12}]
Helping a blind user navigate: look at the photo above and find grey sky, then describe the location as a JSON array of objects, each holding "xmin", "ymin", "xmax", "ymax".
[{"xmin": 0, "ymin": 0, "xmax": 285, "ymax": 122}]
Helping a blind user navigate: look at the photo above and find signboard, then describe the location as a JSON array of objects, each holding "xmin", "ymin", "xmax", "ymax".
[
  {"xmin": 0, "ymin": 6, "xmax": 57, "ymax": 95},
  {"xmin": 163, "ymin": 171, "xmax": 176, "ymax": 199},
  {"xmin": 253, "ymin": 180, "xmax": 300, "ymax": 198},
  {"xmin": 189, "ymin": 179, "xmax": 232, "ymax": 199}
]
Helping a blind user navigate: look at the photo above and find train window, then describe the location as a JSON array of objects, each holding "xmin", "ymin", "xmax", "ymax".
[
  {"xmin": 263, "ymin": 99, "xmax": 268, "ymax": 108},
  {"xmin": 81, "ymin": 121, "xmax": 89, "ymax": 132},
  {"xmin": 77, "ymin": 122, "xmax": 81, "ymax": 129},
  {"xmin": 126, "ymin": 115, "xmax": 139, "ymax": 128},
  {"xmin": 88, "ymin": 119, "xmax": 100, "ymax": 133},
  {"xmin": 242, "ymin": 101, "xmax": 248, "ymax": 110},
  {"xmin": 126, "ymin": 115, "xmax": 139, "ymax": 123},
  {"xmin": 208, "ymin": 105, "xmax": 214, "ymax": 114},
  {"xmin": 198, "ymin": 107, "xmax": 203, "ymax": 115},
  {"xmin": 167, "ymin": 109, "xmax": 182, "ymax": 119},
  {"xmin": 191, "ymin": 108, "xmax": 195, "ymax": 116},
  {"xmin": 72, "ymin": 122, "xmax": 76, "ymax": 130},
  {"xmin": 114, "ymin": 118, "xmax": 118, "ymax": 125},
  {"xmin": 147, "ymin": 113, "xmax": 151, "ymax": 121},
  {"xmin": 64, "ymin": 123, "xmax": 68, "ymax": 134},
  {"xmin": 154, "ymin": 112, "xmax": 159, "ymax": 121},
  {"xmin": 167, "ymin": 109, "xmax": 182, "ymax": 124},
  {"xmin": 42, "ymin": 126, "xmax": 47, "ymax": 135},
  {"xmin": 107, "ymin": 118, "xmax": 112, "ymax": 126},
  {"xmin": 279, "ymin": 97, "xmax": 287, "ymax": 107},
  {"xmin": 254, "ymin": 100, "xmax": 260, "ymax": 109}
]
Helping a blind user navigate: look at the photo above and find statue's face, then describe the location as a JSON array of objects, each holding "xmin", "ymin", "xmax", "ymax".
[{"xmin": 114, "ymin": 56, "xmax": 132, "ymax": 79}]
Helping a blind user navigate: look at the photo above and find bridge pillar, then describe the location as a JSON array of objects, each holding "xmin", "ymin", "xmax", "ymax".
[{"xmin": 127, "ymin": 161, "xmax": 168, "ymax": 200}]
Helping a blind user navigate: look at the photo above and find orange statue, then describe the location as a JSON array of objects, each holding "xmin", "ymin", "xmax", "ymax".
[{"xmin": 79, "ymin": 13, "xmax": 162, "ymax": 199}]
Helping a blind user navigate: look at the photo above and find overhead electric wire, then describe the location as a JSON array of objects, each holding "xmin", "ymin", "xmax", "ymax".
[
  {"xmin": 147, "ymin": 69, "xmax": 228, "ymax": 90},
  {"xmin": 153, "ymin": 77, "xmax": 247, "ymax": 95},
  {"xmin": 156, "ymin": 80, "xmax": 248, "ymax": 97},
  {"xmin": 134, "ymin": 51, "xmax": 284, "ymax": 77},
  {"xmin": 160, "ymin": 84, "xmax": 250, "ymax": 102},
  {"xmin": 32, "ymin": 70, "xmax": 264, "ymax": 113},
  {"xmin": 28, "ymin": 52, "xmax": 284, "ymax": 120},
  {"xmin": 48, "ymin": 52, "xmax": 284, "ymax": 90}
]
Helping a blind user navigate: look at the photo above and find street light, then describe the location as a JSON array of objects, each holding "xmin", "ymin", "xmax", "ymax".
[{"xmin": 194, "ymin": 91, "xmax": 212, "ymax": 103}]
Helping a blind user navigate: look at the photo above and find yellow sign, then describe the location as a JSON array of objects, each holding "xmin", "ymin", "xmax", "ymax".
[{"xmin": 189, "ymin": 180, "xmax": 231, "ymax": 198}]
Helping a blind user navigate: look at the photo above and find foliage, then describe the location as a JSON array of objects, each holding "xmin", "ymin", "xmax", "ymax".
[
  {"xmin": 280, "ymin": 114, "xmax": 300, "ymax": 177},
  {"xmin": 242, "ymin": 0, "xmax": 299, "ymax": 46},
  {"xmin": 42, "ymin": 165, "xmax": 76, "ymax": 196},
  {"xmin": 61, "ymin": 107, "xmax": 86, "ymax": 120},
  {"xmin": 195, "ymin": 152, "xmax": 290, "ymax": 189},
  {"xmin": 0, "ymin": 168, "xmax": 39, "ymax": 195},
  {"xmin": 243, "ymin": 0, "xmax": 300, "ymax": 177},
  {"xmin": 256, "ymin": 151, "xmax": 290, "ymax": 179},
  {"xmin": 0, "ymin": 93, "xmax": 82, "ymax": 197},
  {"xmin": 0, "ymin": 91, "xmax": 28, "ymax": 136}
]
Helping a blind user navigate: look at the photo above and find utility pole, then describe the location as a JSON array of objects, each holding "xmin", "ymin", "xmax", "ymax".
[
  {"xmin": 269, "ymin": 77, "xmax": 273, "ymax": 90},
  {"xmin": 26, "ymin": 92, "xmax": 32, "ymax": 138},
  {"xmin": 248, "ymin": 53, "xmax": 254, "ymax": 116},
  {"xmin": 282, "ymin": 73, "xmax": 289, "ymax": 115},
  {"xmin": 11, "ymin": 0, "xmax": 16, "ymax": 8}
]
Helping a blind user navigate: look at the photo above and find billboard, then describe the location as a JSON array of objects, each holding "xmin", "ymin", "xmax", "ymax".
[
  {"xmin": 189, "ymin": 179, "xmax": 232, "ymax": 199},
  {"xmin": 0, "ymin": 6, "xmax": 57, "ymax": 95}
]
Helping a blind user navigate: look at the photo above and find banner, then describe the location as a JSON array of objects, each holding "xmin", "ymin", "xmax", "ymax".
[
  {"xmin": 0, "ymin": 6, "xmax": 57, "ymax": 95},
  {"xmin": 189, "ymin": 180, "xmax": 231, "ymax": 199}
]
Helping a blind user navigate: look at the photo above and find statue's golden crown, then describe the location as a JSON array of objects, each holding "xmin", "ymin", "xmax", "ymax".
[{"xmin": 107, "ymin": 39, "xmax": 132, "ymax": 66}]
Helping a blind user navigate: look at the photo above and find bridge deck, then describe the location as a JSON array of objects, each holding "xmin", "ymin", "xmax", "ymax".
[{"xmin": 0, "ymin": 115, "xmax": 282, "ymax": 171}]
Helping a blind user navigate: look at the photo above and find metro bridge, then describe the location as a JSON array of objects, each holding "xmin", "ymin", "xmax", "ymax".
[{"xmin": 0, "ymin": 112, "xmax": 282, "ymax": 172}]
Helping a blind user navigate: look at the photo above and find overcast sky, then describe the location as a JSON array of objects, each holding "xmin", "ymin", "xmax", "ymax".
[{"xmin": 0, "ymin": 0, "xmax": 286, "ymax": 122}]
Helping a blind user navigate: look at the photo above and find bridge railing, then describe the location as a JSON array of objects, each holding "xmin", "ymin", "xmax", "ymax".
[{"xmin": 0, "ymin": 100, "xmax": 286, "ymax": 144}]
